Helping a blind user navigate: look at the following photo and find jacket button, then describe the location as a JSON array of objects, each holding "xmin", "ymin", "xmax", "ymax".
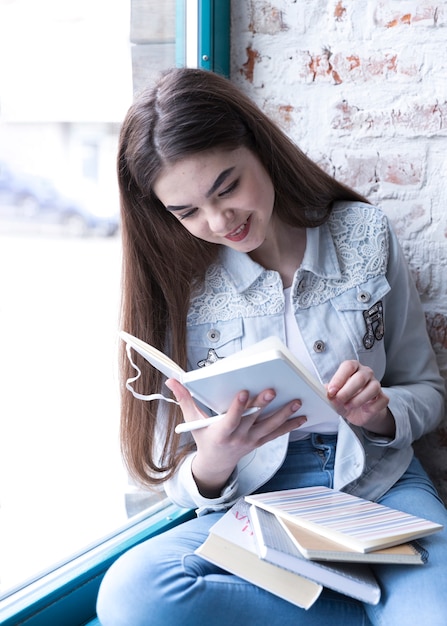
[
  {"xmin": 313, "ymin": 340, "xmax": 325, "ymax": 353},
  {"xmin": 357, "ymin": 291, "xmax": 371, "ymax": 303},
  {"xmin": 207, "ymin": 329, "xmax": 220, "ymax": 342}
]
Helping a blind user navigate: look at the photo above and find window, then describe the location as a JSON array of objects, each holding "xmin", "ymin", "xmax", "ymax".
[
  {"xmin": 0, "ymin": 0, "xmax": 134, "ymax": 598},
  {"xmin": 0, "ymin": 1, "xmax": 229, "ymax": 623}
]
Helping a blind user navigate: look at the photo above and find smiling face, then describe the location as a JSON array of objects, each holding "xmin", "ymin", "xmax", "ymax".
[{"xmin": 153, "ymin": 147, "xmax": 276, "ymax": 254}]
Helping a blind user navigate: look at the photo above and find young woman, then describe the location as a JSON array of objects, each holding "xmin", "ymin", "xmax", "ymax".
[{"xmin": 97, "ymin": 67, "xmax": 447, "ymax": 625}]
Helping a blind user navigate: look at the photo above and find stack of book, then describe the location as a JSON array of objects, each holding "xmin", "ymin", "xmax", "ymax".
[{"xmin": 196, "ymin": 486, "xmax": 442, "ymax": 609}]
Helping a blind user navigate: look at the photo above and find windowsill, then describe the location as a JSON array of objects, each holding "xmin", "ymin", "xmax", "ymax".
[{"xmin": 0, "ymin": 500, "xmax": 194, "ymax": 626}]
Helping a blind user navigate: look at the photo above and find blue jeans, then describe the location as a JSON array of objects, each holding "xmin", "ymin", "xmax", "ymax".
[{"xmin": 96, "ymin": 436, "xmax": 447, "ymax": 625}]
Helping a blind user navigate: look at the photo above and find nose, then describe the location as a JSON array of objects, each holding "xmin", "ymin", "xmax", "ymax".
[{"xmin": 206, "ymin": 207, "xmax": 234, "ymax": 234}]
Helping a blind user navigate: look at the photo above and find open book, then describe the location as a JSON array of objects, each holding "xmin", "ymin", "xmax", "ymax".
[
  {"xmin": 246, "ymin": 486, "xmax": 443, "ymax": 553},
  {"xmin": 195, "ymin": 499, "xmax": 322, "ymax": 609},
  {"xmin": 120, "ymin": 331, "xmax": 338, "ymax": 425},
  {"xmin": 249, "ymin": 505, "xmax": 381, "ymax": 604}
]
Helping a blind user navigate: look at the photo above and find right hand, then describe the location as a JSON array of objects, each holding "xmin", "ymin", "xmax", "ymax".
[{"xmin": 165, "ymin": 378, "xmax": 307, "ymax": 498}]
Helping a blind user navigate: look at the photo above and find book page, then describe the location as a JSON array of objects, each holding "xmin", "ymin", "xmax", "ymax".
[
  {"xmin": 278, "ymin": 517, "xmax": 426, "ymax": 564},
  {"xmin": 120, "ymin": 331, "xmax": 185, "ymax": 380}
]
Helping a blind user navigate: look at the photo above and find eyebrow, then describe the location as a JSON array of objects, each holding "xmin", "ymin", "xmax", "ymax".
[
  {"xmin": 205, "ymin": 167, "xmax": 235, "ymax": 197},
  {"xmin": 166, "ymin": 166, "xmax": 235, "ymax": 212}
]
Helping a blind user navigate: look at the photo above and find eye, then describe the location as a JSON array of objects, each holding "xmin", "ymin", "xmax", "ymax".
[
  {"xmin": 178, "ymin": 207, "xmax": 198, "ymax": 220},
  {"xmin": 218, "ymin": 178, "xmax": 239, "ymax": 197}
]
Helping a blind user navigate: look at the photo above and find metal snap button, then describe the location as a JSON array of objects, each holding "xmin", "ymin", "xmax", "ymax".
[
  {"xmin": 207, "ymin": 329, "xmax": 220, "ymax": 342},
  {"xmin": 357, "ymin": 291, "xmax": 371, "ymax": 303},
  {"xmin": 313, "ymin": 340, "xmax": 325, "ymax": 353}
]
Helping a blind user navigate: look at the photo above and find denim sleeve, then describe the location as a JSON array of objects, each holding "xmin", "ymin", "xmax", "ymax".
[
  {"xmin": 380, "ymin": 224, "xmax": 445, "ymax": 448},
  {"xmin": 164, "ymin": 452, "xmax": 239, "ymax": 511}
]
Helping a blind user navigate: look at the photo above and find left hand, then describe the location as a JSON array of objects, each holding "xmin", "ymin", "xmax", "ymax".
[{"xmin": 326, "ymin": 360, "xmax": 395, "ymax": 437}]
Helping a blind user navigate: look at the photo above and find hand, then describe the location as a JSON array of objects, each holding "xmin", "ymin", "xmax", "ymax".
[
  {"xmin": 165, "ymin": 378, "xmax": 307, "ymax": 498},
  {"xmin": 326, "ymin": 360, "xmax": 395, "ymax": 437}
]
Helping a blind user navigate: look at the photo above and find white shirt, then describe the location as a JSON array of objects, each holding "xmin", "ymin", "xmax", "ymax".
[{"xmin": 284, "ymin": 286, "xmax": 338, "ymax": 440}]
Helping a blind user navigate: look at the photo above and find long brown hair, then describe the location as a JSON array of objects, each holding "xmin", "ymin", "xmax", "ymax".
[{"xmin": 118, "ymin": 67, "xmax": 367, "ymax": 488}]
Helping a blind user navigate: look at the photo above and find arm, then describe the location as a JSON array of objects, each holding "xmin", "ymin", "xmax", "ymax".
[
  {"xmin": 380, "ymin": 226, "xmax": 445, "ymax": 444},
  {"xmin": 326, "ymin": 224, "xmax": 444, "ymax": 445}
]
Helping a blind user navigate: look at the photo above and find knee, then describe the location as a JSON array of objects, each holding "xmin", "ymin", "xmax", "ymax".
[
  {"xmin": 97, "ymin": 536, "xmax": 180, "ymax": 626},
  {"xmin": 96, "ymin": 514, "xmax": 221, "ymax": 625},
  {"xmin": 96, "ymin": 548, "xmax": 148, "ymax": 626},
  {"xmin": 96, "ymin": 535, "xmax": 202, "ymax": 626}
]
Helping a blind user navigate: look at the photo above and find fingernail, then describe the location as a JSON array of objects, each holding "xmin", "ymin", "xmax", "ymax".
[
  {"xmin": 238, "ymin": 390, "xmax": 249, "ymax": 403},
  {"xmin": 291, "ymin": 401, "xmax": 302, "ymax": 412},
  {"xmin": 264, "ymin": 391, "xmax": 276, "ymax": 402}
]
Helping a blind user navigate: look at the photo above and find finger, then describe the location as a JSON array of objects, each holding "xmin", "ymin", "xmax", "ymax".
[
  {"xmin": 328, "ymin": 363, "xmax": 378, "ymax": 405},
  {"xmin": 165, "ymin": 378, "xmax": 204, "ymax": 420},
  {"xmin": 249, "ymin": 397, "xmax": 304, "ymax": 439},
  {"xmin": 248, "ymin": 388, "xmax": 277, "ymax": 411},
  {"xmin": 350, "ymin": 373, "xmax": 381, "ymax": 406},
  {"xmin": 249, "ymin": 389, "xmax": 304, "ymax": 416},
  {"xmin": 233, "ymin": 388, "xmax": 282, "ymax": 432},
  {"xmin": 326, "ymin": 360, "xmax": 361, "ymax": 398},
  {"xmin": 331, "ymin": 381, "xmax": 389, "ymax": 423},
  {"xmin": 353, "ymin": 387, "xmax": 389, "ymax": 413},
  {"xmin": 216, "ymin": 390, "xmax": 258, "ymax": 431}
]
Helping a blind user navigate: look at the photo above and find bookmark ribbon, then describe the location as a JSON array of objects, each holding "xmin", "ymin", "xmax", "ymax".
[{"xmin": 124, "ymin": 343, "xmax": 181, "ymax": 405}]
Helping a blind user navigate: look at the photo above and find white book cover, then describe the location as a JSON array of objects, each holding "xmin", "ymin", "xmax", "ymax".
[
  {"xmin": 195, "ymin": 499, "xmax": 322, "ymax": 610},
  {"xmin": 120, "ymin": 332, "xmax": 338, "ymax": 427}
]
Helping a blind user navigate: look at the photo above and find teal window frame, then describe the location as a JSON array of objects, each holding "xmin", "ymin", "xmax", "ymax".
[
  {"xmin": 0, "ymin": 503, "xmax": 194, "ymax": 626},
  {"xmin": 176, "ymin": 0, "xmax": 230, "ymax": 76},
  {"xmin": 0, "ymin": 3, "xmax": 229, "ymax": 624},
  {"xmin": 198, "ymin": 0, "xmax": 230, "ymax": 76}
]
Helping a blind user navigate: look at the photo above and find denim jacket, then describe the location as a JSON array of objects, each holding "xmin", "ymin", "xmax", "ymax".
[{"xmin": 164, "ymin": 202, "xmax": 445, "ymax": 513}]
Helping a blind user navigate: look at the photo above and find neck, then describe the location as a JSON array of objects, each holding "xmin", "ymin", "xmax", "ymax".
[{"xmin": 249, "ymin": 221, "xmax": 306, "ymax": 288}]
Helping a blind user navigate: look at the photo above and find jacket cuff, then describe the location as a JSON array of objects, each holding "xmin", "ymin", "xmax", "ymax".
[
  {"xmin": 361, "ymin": 396, "xmax": 404, "ymax": 447},
  {"xmin": 167, "ymin": 453, "xmax": 239, "ymax": 513}
]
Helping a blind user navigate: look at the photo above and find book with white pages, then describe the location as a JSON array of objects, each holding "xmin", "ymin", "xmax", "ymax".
[
  {"xmin": 249, "ymin": 505, "xmax": 381, "ymax": 605},
  {"xmin": 276, "ymin": 516, "xmax": 428, "ymax": 564},
  {"xmin": 120, "ymin": 331, "xmax": 339, "ymax": 426},
  {"xmin": 246, "ymin": 486, "xmax": 443, "ymax": 553},
  {"xmin": 195, "ymin": 499, "xmax": 322, "ymax": 610}
]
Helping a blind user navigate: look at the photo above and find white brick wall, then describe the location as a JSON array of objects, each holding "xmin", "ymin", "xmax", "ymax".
[
  {"xmin": 230, "ymin": 0, "xmax": 447, "ymax": 496},
  {"xmin": 231, "ymin": 0, "xmax": 447, "ymax": 366}
]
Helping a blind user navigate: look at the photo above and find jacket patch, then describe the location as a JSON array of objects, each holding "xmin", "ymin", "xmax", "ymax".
[
  {"xmin": 363, "ymin": 300, "xmax": 384, "ymax": 349},
  {"xmin": 197, "ymin": 348, "xmax": 223, "ymax": 368}
]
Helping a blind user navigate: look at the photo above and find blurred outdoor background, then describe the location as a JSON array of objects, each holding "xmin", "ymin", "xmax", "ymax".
[{"xmin": 0, "ymin": 0, "xmax": 149, "ymax": 595}]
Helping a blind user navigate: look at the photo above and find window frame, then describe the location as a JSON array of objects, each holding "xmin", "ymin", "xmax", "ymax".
[
  {"xmin": 197, "ymin": 0, "xmax": 230, "ymax": 76},
  {"xmin": 0, "ymin": 503, "xmax": 194, "ymax": 626},
  {"xmin": 176, "ymin": 0, "xmax": 230, "ymax": 76},
  {"xmin": 0, "ymin": 2, "xmax": 229, "ymax": 623}
]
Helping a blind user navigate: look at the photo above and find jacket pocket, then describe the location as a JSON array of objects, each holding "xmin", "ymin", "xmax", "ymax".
[
  {"xmin": 186, "ymin": 318, "xmax": 244, "ymax": 371},
  {"xmin": 330, "ymin": 275, "xmax": 390, "ymax": 375}
]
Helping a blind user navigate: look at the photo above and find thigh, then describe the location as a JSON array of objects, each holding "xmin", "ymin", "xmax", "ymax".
[
  {"xmin": 97, "ymin": 510, "xmax": 370, "ymax": 626},
  {"xmin": 366, "ymin": 458, "xmax": 447, "ymax": 626}
]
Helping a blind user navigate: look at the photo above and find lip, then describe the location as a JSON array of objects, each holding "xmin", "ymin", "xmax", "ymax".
[{"xmin": 225, "ymin": 215, "xmax": 251, "ymax": 242}]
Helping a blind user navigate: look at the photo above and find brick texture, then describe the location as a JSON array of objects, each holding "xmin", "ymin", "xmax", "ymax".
[{"xmin": 231, "ymin": 0, "xmax": 447, "ymax": 500}]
